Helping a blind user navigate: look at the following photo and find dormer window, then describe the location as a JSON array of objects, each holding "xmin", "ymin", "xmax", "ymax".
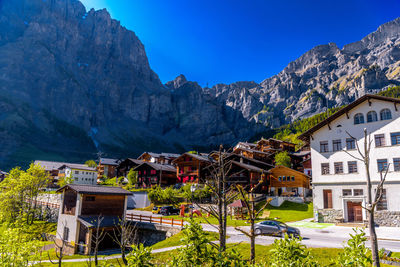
[
  {"xmin": 354, "ymin": 113, "xmax": 364, "ymax": 125},
  {"xmin": 380, "ymin": 109, "xmax": 392, "ymax": 120},
  {"xmin": 367, "ymin": 111, "xmax": 377, "ymax": 122}
]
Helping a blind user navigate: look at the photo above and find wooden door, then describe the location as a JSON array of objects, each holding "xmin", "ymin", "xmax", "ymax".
[
  {"xmin": 347, "ymin": 202, "xmax": 362, "ymax": 222},
  {"xmin": 323, "ymin": 190, "xmax": 332, "ymax": 209}
]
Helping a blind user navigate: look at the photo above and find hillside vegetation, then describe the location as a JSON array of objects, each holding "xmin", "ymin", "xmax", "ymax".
[{"xmin": 273, "ymin": 86, "xmax": 400, "ymax": 147}]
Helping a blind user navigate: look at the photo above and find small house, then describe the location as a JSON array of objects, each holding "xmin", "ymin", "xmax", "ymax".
[
  {"xmin": 134, "ymin": 162, "xmax": 177, "ymax": 188},
  {"xmin": 97, "ymin": 158, "xmax": 120, "ymax": 180},
  {"xmin": 116, "ymin": 158, "xmax": 144, "ymax": 177},
  {"xmin": 172, "ymin": 153, "xmax": 211, "ymax": 183},
  {"xmin": 137, "ymin": 152, "xmax": 180, "ymax": 165},
  {"xmin": 268, "ymin": 165, "xmax": 311, "ymax": 197},
  {"xmin": 55, "ymin": 184, "xmax": 132, "ymax": 255},
  {"xmin": 58, "ymin": 164, "xmax": 97, "ymax": 185}
]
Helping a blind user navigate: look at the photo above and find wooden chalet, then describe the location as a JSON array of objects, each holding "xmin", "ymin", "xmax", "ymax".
[
  {"xmin": 267, "ymin": 165, "xmax": 311, "ymax": 197},
  {"xmin": 255, "ymin": 138, "xmax": 296, "ymax": 153},
  {"xmin": 116, "ymin": 158, "xmax": 144, "ymax": 177},
  {"xmin": 172, "ymin": 153, "xmax": 211, "ymax": 183},
  {"xmin": 232, "ymin": 146, "xmax": 274, "ymax": 164},
  {"xmin": 56, "ymin": 184, "xmax": 132, "ymax": 255},
  {"xmin": 137, "ymin": 152, "xmax": 180, "ymax": 165},
  {"xmin": 97, "ymin": 158, "xmax": 119, "ymax": 180},
  {"xmin": 133, "ymin": 162, "xmax": 177, "ymax": 188}
]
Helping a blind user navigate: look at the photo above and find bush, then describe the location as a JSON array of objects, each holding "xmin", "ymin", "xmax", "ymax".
[
  {"xmin": 336, "ymin": 228, "xmax": 372, "ymax": 266},
  {"xmin": 148, "ymin": 185, "xmax": 178, "ymax": 204},
  {"xmin": 126, "ymin": 243, "xmax": 153, "ymax": 267},
  {"xmin": 269, "ymin": 234, "xmax": 317, "ymax": 266}
]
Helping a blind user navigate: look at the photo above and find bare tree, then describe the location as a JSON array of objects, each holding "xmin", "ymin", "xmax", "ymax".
[
  {"xmin": 91, "ymin": 215, "xmax": 107, "ymax": 266},
  {"xmin": 234, "ymin": 181, "xmax": 271, "ymax": 264},
  {"xmin": 344, "ymin": 129, "xmax": 389, "ymax": 267},
  {"xmin": 48, "ymin": 221, "xmax": 68, "ymax": 267},
  {"xmin": 110, "ymin": 218, "xmax": 137, "ymax": 265}
]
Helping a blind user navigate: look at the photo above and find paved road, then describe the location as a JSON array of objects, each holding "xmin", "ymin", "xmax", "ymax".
[{"xmin": 127, "ymin": 210, "xmax": 400, "ymax": 252}]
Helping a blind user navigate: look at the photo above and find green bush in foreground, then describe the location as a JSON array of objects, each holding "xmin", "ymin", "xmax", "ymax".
[
  {"xmin": 336, "ymin": 228, "xmax": 372, "ymax": 267},
  {"xmin": 127, "ymin": 243, "xmax": 153, "ymax": 267},
  {"xmin": 269, "ymin": 234, "xmax": 317, "ymax": 267}
]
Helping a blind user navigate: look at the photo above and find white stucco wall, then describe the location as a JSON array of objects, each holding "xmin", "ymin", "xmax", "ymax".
[{"xmin": 310, "ymin": 99, "xmax": 400, "ymax": 215}]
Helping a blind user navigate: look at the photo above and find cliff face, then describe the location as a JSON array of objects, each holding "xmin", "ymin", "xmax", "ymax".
[
  {"xmin": 207, "ymin": 18, "xmax": 400, "ymax": 126},
  {"xmin": 0, "ymin": 0, "xmax": 261, "ymax": 169}
]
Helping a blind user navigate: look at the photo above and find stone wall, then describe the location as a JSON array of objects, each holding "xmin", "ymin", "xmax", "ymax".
[
  {"xmin": 317, "ymin": 209, "xmax": 343, "ymax": 223},
  {"xmin": 375, "ymin": 211, "xmax": 400, "ymax": 227},
  {"xmin": 37, "ymin": 193, "xmax": 61, "ymax": 204}
]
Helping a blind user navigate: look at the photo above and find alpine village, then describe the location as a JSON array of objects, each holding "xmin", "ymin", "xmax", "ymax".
[{"xmin": 1, "ymin": 0, "xmax": 400, "ymax": 266}]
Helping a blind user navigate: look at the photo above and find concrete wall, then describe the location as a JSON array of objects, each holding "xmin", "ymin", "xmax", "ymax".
[{"xmin": 127, "ymin": 191, "xmax": 150, "ymax": 209}]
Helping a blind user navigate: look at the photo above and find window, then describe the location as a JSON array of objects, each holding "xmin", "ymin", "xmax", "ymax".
[
  {"xmin": 348, "ymin": 161, "xmax": 358, "ymax": 173},
  {"xmin": 377, "ymin": 189, "xmax": 387, "ymax": 211},
  {"xmin": 377, "ymin": 159, "xmax": 388, "ymax": 172},
  {"xmin": 334, "ymin": 162, "xmax": 344, "ymax": 174},
  {"xmin": 342, "ymin": 189, "xmax": 352, "ymax": 196},
  {"xmin": 291, "ymin": 176, "xmax": 295, "ymax": 181},
  {"xmin": 332, "ymin": 139, "xmax": 342, "ymax": 152},
  {"xmin": 380, "ymin": 109, "xmax": 392, "ymax": 120},
  {"xmin": 323, "ymin": 189, "xmax": 332, "ymax": 209},
  {"xmin": 75, "ymin": 170, "xmax": 79, "ymax": 174},
  {"xmin": 354, "ymin": 113, "xmax": 364, "ymax": 124},
  {"xmin": 394, "ymin": 158, "xmax": 400, "ymax": 172},
  {"xmin": 391, "ymin": 132, "xmax": 400, "ymax": 145},
  {"xmin": 320, "ymin": 141, "xmax": 329, "ymax": 152},
  {"xmin": 63, "ymin": 227, "xmax": 69, "ymax": 241},
  {"xmin": 150, "ymin": 170, "xmax": 156, "ymax": 175},
  {"xmin": 367, "ymin": 111, "xmax": 378, "ymax": 122},
  {"xmin": 353, "ymin": 189, "xmax": 363, "ymax": 196},
  {"xmin": 321, "ymin": 163, "xmax": 330, "ymax": 175},
  {"xmin": 282, "ymin": 176, "xmax": 286, "ymax": 181},
  {"xmin": 278, "ymin": 176, "xmax": 281, "ymax": 182},
  {"xmin": 346, "ymin": 138, "xmax": 356, "ymax": 150},
  {"xmin": 375, "ymin": 134, "xmax": 385, "ymax": 147},
  {"xmin": 85, "ymin": 196, "xmax": 95, "ymax": 201},
  {"xmin": 75, "ymin": 177, "xmax": 78, "ymax": 181}
]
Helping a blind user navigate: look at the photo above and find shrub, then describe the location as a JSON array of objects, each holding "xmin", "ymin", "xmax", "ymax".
[
  {"xmin": 126, "ymin": 243, "xmax": 153, "ymax": 267},
  {"xmin": 336, "ymin": 228, "xmax": 372, "ymax": 266},
  {"xmin": 148, "ymin": 185, "xmax": 178, "ymax": 204},
  {"xmin": 269, "ymin": 234, "xmax": 317, "ymax": 266}
]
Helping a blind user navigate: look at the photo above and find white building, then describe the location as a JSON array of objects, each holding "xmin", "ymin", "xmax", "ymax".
[
  {"xmin": 299, "ymin": 94, "xmax": 400, "ymax": 226},
  {"xmin": 59, "ymin": 164, "xmax": 97, "ymax": 185}
]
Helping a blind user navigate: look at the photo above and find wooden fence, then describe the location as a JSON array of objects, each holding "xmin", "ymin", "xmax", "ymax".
[
  {"xmin": 125, "ymin": 213, "xmax": 184, "ymax": 228},
  {"xmin": 29, "ymin": 200, "xmax": 60, "ymax": 209}
]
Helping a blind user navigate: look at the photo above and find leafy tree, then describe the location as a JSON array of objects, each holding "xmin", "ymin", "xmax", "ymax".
[
  {"xmin": 57, "ymin": 173, "xmax": 73, "ymax": 188},
  {"xmin": 336, "ymin": 228, "xmax": 372, "ymax": 267},
  {"xmin": 269, "ymin": 234, "xmax": 317, "ymax": 267},
  {"xmin": 127, "ymin": 169, "xmax": 138, "ymax": 186},
  {"xmin": 85, "ymin": 160, "xmax": 97, "ymax": 168},
  {"xmin": 126, "ymin": 244, "xmax": 153, "ymax": 267},
  {"xmin": 274, "ymin": 151, "xmax": 291, "ymax": 167}
]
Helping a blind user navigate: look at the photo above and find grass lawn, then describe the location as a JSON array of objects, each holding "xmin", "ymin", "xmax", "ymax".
[
  {"xmin": 151, "ymin": 231, "xmax": 219, "ymax": 250},
  {"xmin": 151, "ymin": 243, "xmax": 343, "ymax": 266},
  {"xmin": 162, "ymin": 201, "xmax": 313, "ymax": 226}
]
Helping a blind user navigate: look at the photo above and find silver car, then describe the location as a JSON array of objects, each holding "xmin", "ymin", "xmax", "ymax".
[{"xmin": 255, "ymin": 220, "xmax": 300, "ymax": 238}]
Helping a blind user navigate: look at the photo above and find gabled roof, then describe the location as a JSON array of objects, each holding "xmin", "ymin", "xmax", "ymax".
[
  {"xmin": 172, "ymin": 152, "xmax": 212, "ymax": 163},
  {"xmin": 234, "ymin": 147, "xmax": 274, "ymax": 156},
  {"xmin": 269, "ymin": 165, "xmax": 310, "ymax": 178},
  {"xmin": 228, "ymin": 199, "xmax": 246, "ymax": 208},
  {"xmin": 34, "ymin": 160, "xmax": 69, "ymax": 171},
  {"xmin": 299, "ymin": 94, "xmax": 400, "ymax": 141},
  {"xmin": 58, "ymin": 163, "xmax": 96, "ymax": 171},
  {"xmin": 231, "ymin": 161, "xmax": 267, "ymax": 173},
  {"xmin": 133, "ymin": 162, "xmax": 176, "ymax": 172},
  {"xmin": 99, "ymin": 158, "xmax": 119, "ymax": 166},
  {"xmin": 56, "ymin": 184, "xmax": 132, "ymax": 195},
  {"xmin": 138, "ymin": 152, "xmax": 180, "ymax": 160}
]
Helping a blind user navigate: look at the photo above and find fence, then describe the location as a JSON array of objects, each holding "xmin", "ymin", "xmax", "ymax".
[
  {"xmin": 125, "ymin": 213, "xmax": 184, "ymax": 228},
  {"xmin": 29, "ymin": 199, "xmax": 60, "ymax": 209}
]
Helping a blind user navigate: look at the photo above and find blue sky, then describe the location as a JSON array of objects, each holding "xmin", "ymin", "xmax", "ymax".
[{"xmin": 80, "ymin": 0, "xmax": 400, "ymax": 87}]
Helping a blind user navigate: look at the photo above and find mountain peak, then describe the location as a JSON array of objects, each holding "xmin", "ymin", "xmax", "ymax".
[{"xmin": 166, "ymin": 74, "xmax": 188, "ymax": 89}]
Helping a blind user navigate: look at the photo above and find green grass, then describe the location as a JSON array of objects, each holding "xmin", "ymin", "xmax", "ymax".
[
  {"xmin": 151, "ymin": 231, "xmax": 219, "ymax": 250},
  {"xmin": 264, "ymin": 201, "xmax": 313, "ymax": 222},
  {"xmin": 163, "ymin": 201, "xmax": 313, "ymax": 226},
  {"xmin": 151, "ymin": 243, "xmax": 343, "ymax": 266}
]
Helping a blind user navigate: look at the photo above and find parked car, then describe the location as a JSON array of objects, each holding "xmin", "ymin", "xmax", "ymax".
[
  {"xmin": 152, "ymin": 206, "xmax": 161, "ymax": 214},
  {"xmin": 160, "ymin": 206, "xmax": 180, "ymax": 216},
  {"xmin": 254, "ymin": 220, "xmax": 300, "ymax": 238}
]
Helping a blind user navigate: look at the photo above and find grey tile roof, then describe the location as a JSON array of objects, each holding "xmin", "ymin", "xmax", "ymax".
[
  {"xmin": 58, "ymin": 163, "xmax": 97, "ymax": 171},
  {"xmin": 231, "ymin": 161, "xmax": 266, "ymax": 173},
  {"xmin": 57, "ymin": 184, "xmax": 132, "ymax": 195},
  {"xmin": 34, "ymin": 160, "xmax": 69, "ymax": 171},
  {"xmin": 100, "ymin": 158, "xmax": 119, "ymax": 166},
  {"xmin": 134, "ymin": 162, "xmax": 176, "ymax": 172}
]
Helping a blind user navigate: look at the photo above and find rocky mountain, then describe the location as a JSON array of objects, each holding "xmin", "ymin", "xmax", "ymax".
[
  {"xmin": 206, "ymin": 17, "xmax": 400, "ymax": 126},
  {"xmin": 0, "ymin": 0, "xmax": 261, "ymax": 169}
]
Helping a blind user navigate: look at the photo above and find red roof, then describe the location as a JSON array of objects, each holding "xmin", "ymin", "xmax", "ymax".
[{"xmin": 228, "ymin": 199, "xmax": 247, "ymax": 208}]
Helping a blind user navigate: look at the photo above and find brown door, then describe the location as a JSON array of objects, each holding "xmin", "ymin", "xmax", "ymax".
[
  {"xmin": 347, "ymin": 202, "xmax": 362, "ymax": 222},
  {"xmin": 323, "ymin": 190, "xmax": 332, "ymax": 209}
]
